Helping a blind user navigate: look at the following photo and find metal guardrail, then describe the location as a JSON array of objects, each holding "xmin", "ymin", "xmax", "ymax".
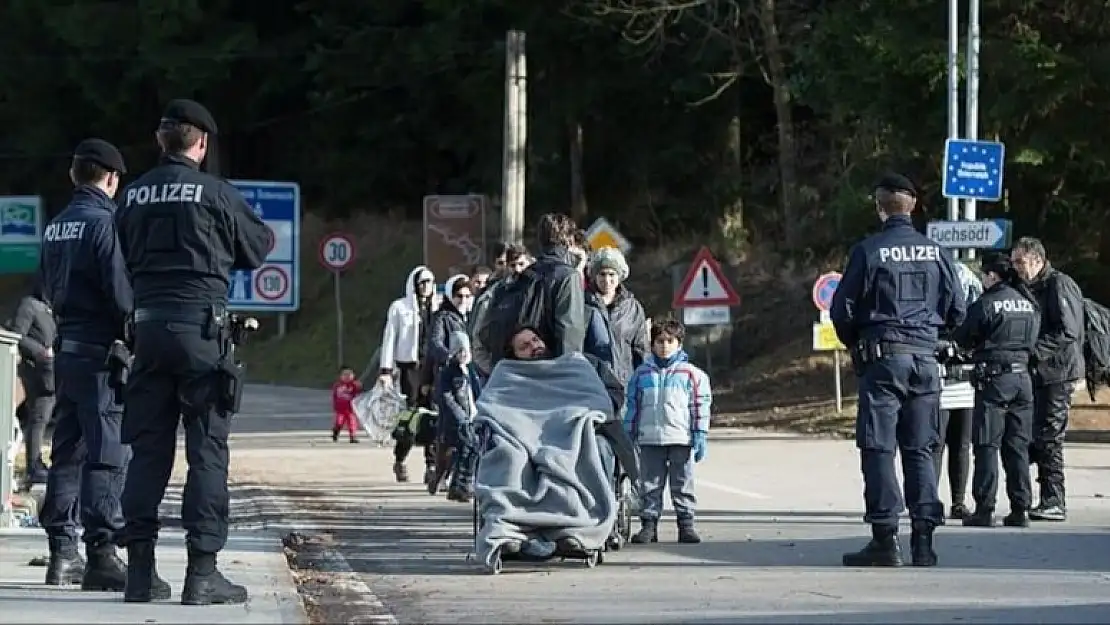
[{"xmin": 0, "ymin": 328, "xmax": 23, "ymax": 528}]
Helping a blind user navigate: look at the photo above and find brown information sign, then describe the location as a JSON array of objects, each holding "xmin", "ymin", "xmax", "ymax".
[{"xmin": 422, "ymin": 194, "xmax": 487, "ymax": 281}]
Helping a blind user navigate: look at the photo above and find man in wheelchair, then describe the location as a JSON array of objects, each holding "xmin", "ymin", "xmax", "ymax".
[{"xmin": 465, "ymin": 326, "xmax": 640, "ymax": 571}]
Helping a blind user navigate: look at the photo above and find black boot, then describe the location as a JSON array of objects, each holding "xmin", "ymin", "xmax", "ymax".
[
  {"xmin": 181, "ymin": 550, "xmax": 249, "ymax": 606},
  {"xmin": 1003, "ymin": 508, "xmax": 1029, "ymax": 527},
  {"xmin": 81, "ymin": 544, "xmax": 127, "ymax": 591},
  {"xmin": 949, "ymin": 502, "xmax": 969, "ymax": 520},
  {"xmin": 45, "ymin": 539, "xmax": 84, "ymax": 586},
  {"xmin": 677, "ymin": 517, "xmax": 702, "ymax": 544},
  {"xmin": 962, "ymin": 507, "xmax": 995, "ymax": 527},
  {"xmin": 331, "ymin": 427, "xmax": 340, "ymax": 442},
  {"xmin": 630, "ymin": 519, "xmax": 658, "ymax": 544},
  {"xmin": 842, "ymin": 524, "xmax": 903, "ymax": 567},
  {"xmin": 910, "ymin": 520, "xmax": 938, "ymax": 567},
  {"xmin": 124, "ymin": 542, "xmax": 172, "ymax": 603}
]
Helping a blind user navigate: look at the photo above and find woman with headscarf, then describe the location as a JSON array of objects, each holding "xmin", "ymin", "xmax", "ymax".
[
  {"xmin": 934, "ymin": 260, "xmax": 985, "ymax": 521},
  {"xmin": 584, "ymin": 247, "xmax": 649, "ymax": 387}
]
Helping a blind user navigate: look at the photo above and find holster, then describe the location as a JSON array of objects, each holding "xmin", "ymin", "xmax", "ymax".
[
  {"xmin": 105, "ymin": 341, "xmax": 131, "ymax": 405},
  {"xmin": 850, "ymin": 340, "xmax": 883, "ymax": 375},
  {"xmin": 216, "ymin": 356, "xmax": 245, "ymax": 415}
]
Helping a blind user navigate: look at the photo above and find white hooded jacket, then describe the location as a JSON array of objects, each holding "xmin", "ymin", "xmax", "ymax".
[{"xmin": 380, "ymin": 265, "xmax": 441, "ymax": 370}]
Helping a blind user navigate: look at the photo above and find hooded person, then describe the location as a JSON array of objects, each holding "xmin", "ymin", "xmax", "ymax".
[
  {"xmin": 378, "ymin": 265, "xmax": 442, "ymax": 483},
  {"xmin": 425, "ymin": 274, "xmax": 474, "ymax": 378},
  {"xmin": 431, "ymin": 330, "xmax": 483, "ymax": 501}
]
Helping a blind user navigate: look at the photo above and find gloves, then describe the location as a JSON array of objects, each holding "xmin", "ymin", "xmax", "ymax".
[{"xmin": 692, "ymin": 431, "xmax": 708, "ymax": 463}]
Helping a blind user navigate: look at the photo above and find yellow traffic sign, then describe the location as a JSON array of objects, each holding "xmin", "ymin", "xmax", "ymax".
[
  {"xmin": 585, "ymin": 217, "xmax": 632, "ymax": 254},
  {"xmin": 812, "ymin": 321, "xmax": 846, "ymax": 351}
]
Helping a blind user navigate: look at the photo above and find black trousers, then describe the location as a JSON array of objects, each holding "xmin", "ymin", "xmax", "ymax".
[
  {"xmin": 394, "ymin": 361, "xmax": 435, "ymax": 466},
  {"xmin": 1030, "ymin": 382, "xmax": 1074, "ymax": 508},
  {"xmin": 119, "ymin": 320, "xmax": 231, "ymax": 555},
  {"xmin": 971, "ymin": 372, "xmax": 1034, "ymax": 511},
  {"xmin": 39, "ymin": 348, "xmax": 127, "ymax": 550},
  {"xmin": 933, "ymin": 408, "xmax": 972, "ymax": 503},
  {"xmin": 16, "ymin": 366, "xmax": 53, "ymax": 477}
]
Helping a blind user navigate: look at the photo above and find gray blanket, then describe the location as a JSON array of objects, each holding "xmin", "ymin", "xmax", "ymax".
[{"xmin": 473, "ymin": 353, "xmax": 618, "ymax": 568}]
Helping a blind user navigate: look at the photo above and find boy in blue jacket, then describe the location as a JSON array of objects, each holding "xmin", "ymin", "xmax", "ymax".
[
  {"xmin": 623, "ymin": 318, "xmax": 712, "ymax": 544},
  {"xmin": 432, "ymin": 330, "xmax": 483, "ymax": 502}
]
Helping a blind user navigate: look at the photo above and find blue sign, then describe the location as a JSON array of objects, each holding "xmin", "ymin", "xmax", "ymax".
[
  {"xmin": 812, "ymin": 272, "xmax": 842, "ymax": 312},
  {"xmin": 227, "ymin": 180, "xmax": 301, "ymax": 312},
  {"xmin": 942, "ymin": 139, "xmax": 1005, "ymax": 202}
]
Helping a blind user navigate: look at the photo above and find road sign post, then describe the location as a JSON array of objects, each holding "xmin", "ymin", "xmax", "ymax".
[
  {"xmin": 227, "ymin": 181, "xmax": 301, "ymax": 338},
  {"xmin": 812, "ymin": 273, "xmax": 845, "ymax": 414},
  {"xmin": 319, "ymin": 233, "xmax": 356, "ymax": 368},
  {"xmin": 585, "ymin": 217, "xmax": 632, "ymax": 255},
  {"xmin": 673, "ymin": 247, "xmax": 741, "ymax": 373},
  {"xmin": 926, "ymin": 219, "xmax": 1012, "ymax": 249}
]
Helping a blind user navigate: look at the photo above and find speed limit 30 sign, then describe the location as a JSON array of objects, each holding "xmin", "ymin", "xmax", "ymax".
[{"xmin": 319, "ymin": 233, "xmax": 356, "ymax": 271}]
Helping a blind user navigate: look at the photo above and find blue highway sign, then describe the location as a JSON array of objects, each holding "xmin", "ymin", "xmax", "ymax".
[
  {"xmin": 227, "ymin": 180, "xmax": 301, "ymax": 313},
  {"xmin": 942, "ymin": 139, "xmax": 1005, "ymax": 202}
]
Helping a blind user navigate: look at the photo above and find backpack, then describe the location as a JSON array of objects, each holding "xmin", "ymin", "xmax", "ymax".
[
  {"xmin": 1082, "ymin": 298, "xmax": 1110, "ymax": 401},
  {"xmin": 474, "ymin": 266, "xmax": 548, "ymax": 368}
]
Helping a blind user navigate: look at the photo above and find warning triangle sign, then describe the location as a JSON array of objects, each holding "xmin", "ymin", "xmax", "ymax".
[{"xmin": 673, "ymin": 247, "xmax": 741, "ymax": 308}]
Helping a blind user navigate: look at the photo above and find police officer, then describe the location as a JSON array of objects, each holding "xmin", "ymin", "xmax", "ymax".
[
  {"xmin": 949, "ymin": 255, "xmax": 1039, "ymax": 528},
  {"xmin": 37, "ymin": 139, "xmax": 152, "ymax": 592},
  {"xmin": 115, "ymin": 99, "xmax": 270, "ymax": 605},
  {"xmin": 830, "ymin": 173, "xmax": 966, "ymax": 568}
]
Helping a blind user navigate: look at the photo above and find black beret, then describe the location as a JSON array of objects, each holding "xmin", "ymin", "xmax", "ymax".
[
  {"xmin": 874, "ymin": 172, "xmax": 917, "ymax": 197},
  {"xmin": 160, "ymin": 98, "xmax": 218, "ymax": 135},
  {"xmin": 73, "ymin": 138, "xmax": 126, "ymax": 174}
]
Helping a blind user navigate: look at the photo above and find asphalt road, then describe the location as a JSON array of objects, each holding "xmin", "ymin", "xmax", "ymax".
[{"xmin": 229, "ymin": 385, "xmax": 1110, "ymax": 624}]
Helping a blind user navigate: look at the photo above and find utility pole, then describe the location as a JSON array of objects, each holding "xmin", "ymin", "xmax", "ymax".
[
  {"xmin": 963, "ymin": 0, "xmax": 982, "ymax": 260},
  {"xmin": 946, "ymin": 0, "xmax": 960, "ymax": 225},
  {"xmin": 500, "ymin": 31, "xmax": 527, "ymax": 246}
]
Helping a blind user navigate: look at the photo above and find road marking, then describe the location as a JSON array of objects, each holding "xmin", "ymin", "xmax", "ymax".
[{"xmin": 699, "ymin": 479, "xmax": 771, "ymax": 500}]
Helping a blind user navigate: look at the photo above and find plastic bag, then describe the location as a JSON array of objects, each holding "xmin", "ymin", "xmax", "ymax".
[{"xmin": 352, "ymin": 379, "xmax": 407, "ymax": 445}]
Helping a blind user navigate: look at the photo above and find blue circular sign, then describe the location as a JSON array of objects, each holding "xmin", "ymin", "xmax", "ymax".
[{"xmin": 812, "ymin": 272, "xmax": 842, "ymax": 312}]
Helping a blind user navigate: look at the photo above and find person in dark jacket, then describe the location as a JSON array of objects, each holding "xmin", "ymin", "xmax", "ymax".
[
  {"xmin": 432, "ymin": 331, "xmax": 483, "ymax": 501},
  {"xmin": 9, "ymin": 280, "xmax": 57, "ymax": 486},
  {"xmin": 426, "ymin": 275, "xmax": 474, "ymax": 376},
  {"xmin": 469, "ymin": 244, "xmax": 530, "ymax": 377},
  {"xmin": 529, "ymin": 213, "xmax": 587, "ymax": 358},
  {"xmin": 584, "ymin": 247, "xmax": 649, "ymax": 387},
  {"xmin": 1010, "ymin": 237, "xmax": 1085, "ymax": 522}
]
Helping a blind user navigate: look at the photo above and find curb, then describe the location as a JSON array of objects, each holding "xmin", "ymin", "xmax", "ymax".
[
  {"xmin": 1065, "ymin": 430, "xmax": 1110, "ymax": 444},
  {"xmin": 250, "ymin": 486, "xmax": 399, "ymax": 625}
]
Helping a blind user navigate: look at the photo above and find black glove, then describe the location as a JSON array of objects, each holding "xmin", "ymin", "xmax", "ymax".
[{"xmin": 106, "ymin": 340, "xmax": 131, "ymax": 405}]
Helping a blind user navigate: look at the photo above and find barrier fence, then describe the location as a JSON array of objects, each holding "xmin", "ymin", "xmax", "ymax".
[{"xmin": 0, "ymin": 329, "xmax": 23, "ymax": 528}]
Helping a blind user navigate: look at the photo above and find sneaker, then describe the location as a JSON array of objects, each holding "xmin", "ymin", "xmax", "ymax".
[{"xmin": 1029, "ymin": 504, "xmax": 1066, "ymax": 522}]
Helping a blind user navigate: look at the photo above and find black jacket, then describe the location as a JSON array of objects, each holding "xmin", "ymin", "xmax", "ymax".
[
  {"xmin": 532, "ymin": 246, "xmax": 587, "ymax": 358},
  {"xmin": 116, "ymin": 154, "xmax": 269, "ymax": 307},
  {"xmin": 585, "ymin": 286, "xmax": 648, "ymax": 386},
  {"xmin": 1026, "ymin": 263, "xmax": 1084, "ymax": 385},
  {"xmin": 8, "ymin": 295, "xmax": 56, "ymax": 395},
  {"xmin": 9, "ymin": 295, "xmax": 55, "ymax": 365},
  {"xmin": 950, "ymin": 282, "xmax": 1040, "ymax": 365},
  {"xmin": 426, "ymin": 299, "xmax": 468, "ymax": 375}
]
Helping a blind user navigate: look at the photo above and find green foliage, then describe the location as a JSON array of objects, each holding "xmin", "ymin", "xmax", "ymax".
[{"xmin": 1, "ymin": 0, "xmax": 1109, "ymax": 268}]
